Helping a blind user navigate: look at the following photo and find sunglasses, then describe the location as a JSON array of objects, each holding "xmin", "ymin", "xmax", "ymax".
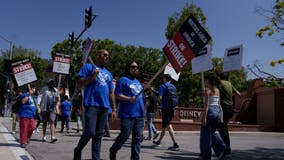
[
  {"xmin": 101, "ymin": 53, "xmax": 109, "ymax": 58},
  {"xmin": 130, "ymin": 65, "xmax": 139, "ymax": 69}
]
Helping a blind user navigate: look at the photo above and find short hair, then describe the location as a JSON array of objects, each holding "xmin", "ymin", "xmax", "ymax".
[{"xmin": 216, "ymin": 71, "xmax": 228, "ymax": 80}]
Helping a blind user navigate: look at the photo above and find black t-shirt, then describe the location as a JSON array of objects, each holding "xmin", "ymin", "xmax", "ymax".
[
  {"xmin": 12, "ymin": 96, "xmax": 21, "ymax": 113},
  {"xmin": 146, "ymin": 93, "xmax": 158, "ymax": 113}
]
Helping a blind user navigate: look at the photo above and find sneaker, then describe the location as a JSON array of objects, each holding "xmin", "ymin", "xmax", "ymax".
[
  {"xmin": 73, "ymin": 148, "xmax": 81, "ymax": 160},
  {"xmin": 42, "ymin": 136, "xmax": 47, "ymax": 142},
  {"xmin": 168, "ymin": 143, "xmax": 180, "ymax": 151},
  {"xmin": 153, "ymin": 133, "xmax": 159, "ymax": 140},
  {"xmin": 140, "ymin": 135, "xmax": 145, "ymax": 143},
  {"xmin": 218, "ymin": 150, "xmax": 226, "ymax": 160},
  {"xmin": 51, "ymin": 137, "xmax": 58, "ymax": 143},
  {"xmin": 36, "ymin": 128, "xmax": 40, "ymax": 133},
  {"xmin": 144, "ymin": 137, "xmax": 152, "ymax": 140},
  {"xmin": 20, "ymin": 143, "xmax": 27, "ymax": 148},
  {"xmin": 103, "ymin": 133, "xmax": 111, "ymax": 137},
  {"xmin": 224, "ymin": 148, "xmax": 231, "ymax": 155},
  {"xmin": 153, "ymin": 140, "xmax": 160, "ymax": 147}
]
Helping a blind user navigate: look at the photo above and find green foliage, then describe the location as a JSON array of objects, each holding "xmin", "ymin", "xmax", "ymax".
[
  {"xmin": 1, "ymin": 45, "xmax": 48, "ymax": 86},
  {"xmin": 0, "ymin": 45, "xmax": 48, "ymax": 105},
  {"xmin": 256, "ymin": 0, "xmax": 284, "ymax": 46},
  {"xmin": 165, "ymin": 3, "xmax": 208, "ymax": 40}
]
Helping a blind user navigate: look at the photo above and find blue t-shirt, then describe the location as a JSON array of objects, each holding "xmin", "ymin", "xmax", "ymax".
[
  {"xmin": 158, "ymin": 82, "xmax": 176, "ymax": 109},
  {"xmin": 115, "ymin": 76, "xmax": 145, "ymax": 119},
  {"xmin": 78, "ymin": 64, "xmax": 114, "ymax": 109},
  {"xmin": 60, "ymin": 100, "xmax": 72, "ymax": 117},
  {"xmin": 18, "ymin": 93, "xmax": 37, "ymax": 118}
]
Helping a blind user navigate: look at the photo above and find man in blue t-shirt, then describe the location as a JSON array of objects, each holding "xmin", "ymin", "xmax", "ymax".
[
  {"xmin": 73, "ymin": 49, "xmax": 117, "ymax": 160},
  {"xmin": 153, "ymin": 74, "xmax": 180, "ymax": 151},
  {"xmin": 109, "ymin": 61, "xmax": 145, "ymax": 160}
]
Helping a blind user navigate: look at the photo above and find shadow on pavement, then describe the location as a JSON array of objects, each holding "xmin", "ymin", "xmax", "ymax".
[{"xmin": 231, "ymin": 147, "xmax": 284, "ymax": 160}]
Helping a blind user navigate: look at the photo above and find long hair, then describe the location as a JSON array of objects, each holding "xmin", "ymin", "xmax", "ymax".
[
  {"xmin": 205, "ymin": 74, "xmax": 219, "ymax": 87},
  {"xmin": 124, "ymin": 60, "xmax": 136, "ymax": 76}
]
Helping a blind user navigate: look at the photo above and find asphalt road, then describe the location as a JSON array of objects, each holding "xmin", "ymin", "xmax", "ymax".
[{"xmin": 1, "ymin": 117, "xmax": 284, "ymax": 160}]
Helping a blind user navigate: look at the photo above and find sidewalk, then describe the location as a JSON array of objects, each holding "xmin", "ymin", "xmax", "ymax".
[
  {"xmin": 0, "ymin": 117, "xmax": 34, "ymax": 160},
  {"xmin": 1, "ymin": 116, "xmax": 284, "ymax": 160}
]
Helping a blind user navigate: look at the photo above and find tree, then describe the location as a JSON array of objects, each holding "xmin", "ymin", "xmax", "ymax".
[
  {"xmin": 51, "ymin": 38, "xmax": 165, "ymax": 98},
  {"xmin": 1, "ymin": 45, "xmax": 48, "ymax": 86},
  {"xmin": 0, "ymin": 45, "xmax": 48, "ymax": 106},
  {"xmin": 256, "ymin": 0, "xmax": 284, "ymax": 45},
  {"xmin": 256, "ymin": 0, "xmax": 284, "ymax": 66}
]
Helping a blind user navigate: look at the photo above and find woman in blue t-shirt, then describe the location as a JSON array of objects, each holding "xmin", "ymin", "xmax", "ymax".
[
  {"xmin": 110, "ymin": 61, "xmax": 145, "ymax": 160},
  {"xmin": 18, "ymin": 85, "xmax": 40, "ymax": 148}
]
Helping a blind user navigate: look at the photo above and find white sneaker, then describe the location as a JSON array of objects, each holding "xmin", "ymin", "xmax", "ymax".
[
  {"xmin": 42, "ymin": 136, "xmax": 47, "ymax": 142},
  {"xmin": 36, "ymin": 128, "xmax": 40, "ymax": 133}
]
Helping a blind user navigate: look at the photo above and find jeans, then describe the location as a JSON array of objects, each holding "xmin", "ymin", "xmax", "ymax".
[
  {"xmin": 147, "ymin": 113, "xmax": 157, "ymax": 138},
  {"xmin": 60, "ymin": 116, "xmax": 70, "ymax": 131},
  {"xmin": 110, "ymin": 117, "xmax": 145, "ymax": 160},
  {"xmin": 200, "ymin": 105, "xmax": 226, "ymax": 160},
  {"xmin": 74, "ymin": 106, "xmax": 108, "ymax": 160}
]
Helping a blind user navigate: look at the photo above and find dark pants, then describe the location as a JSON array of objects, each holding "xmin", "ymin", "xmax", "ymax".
[
  {"xmin": 217, "ymin": 106, "xmax": 234, "ymax": 151},
  {"xmin": 74, "ymin": 106, "xmax": 108, "ymax": 160},
  {"xmin": 60, "ymin": 116, "xmax": 70, "ymax": 132},
  {"xmin": 110, "ymin": 117, "xmax": 145, "ymax": 160}
]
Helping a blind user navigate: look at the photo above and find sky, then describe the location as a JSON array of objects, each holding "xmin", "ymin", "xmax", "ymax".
[{"xmin": 0, "ymin": 0, "xmax": 283, "ymax": 80}]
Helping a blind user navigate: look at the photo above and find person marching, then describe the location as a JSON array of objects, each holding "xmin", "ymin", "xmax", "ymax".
[
  {"xmin": 18, "ymin": 85, "xmax": 40, "ymax": 148},
  {"xmin": 73, "ymin": 49, "xmax": 117, "ymax": 160},
  {"xmin": 144, "ymin": 87, "xmax": 159, "ymax": 140},
  {"xmin": 109, "ymin": 61, "xmax": 145, "ymax": 160},
  {"xmin": 153, "ymin": 74, "xmax": 179, "ymax": 151},
  {"xmin": 200, "ymin": 74, "xmax": 226, "ymax": 160}
]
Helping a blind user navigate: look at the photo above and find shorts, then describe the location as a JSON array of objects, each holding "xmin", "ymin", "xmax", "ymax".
[
  {"xmin": 161, "ymin": 108, "xmax": 174, "ymax": 128},
  {"xmin": 41, "ymin": 111, "xmax": 56, "ymax": 123}
]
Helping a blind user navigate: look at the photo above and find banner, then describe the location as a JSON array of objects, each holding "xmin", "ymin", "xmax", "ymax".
[{"xmin": 82, "ymin": 38, "xmax": 95, "ymax": 64}]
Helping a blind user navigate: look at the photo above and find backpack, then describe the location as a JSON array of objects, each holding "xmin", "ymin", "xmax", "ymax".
[{"xmin": 164, "ymin": 83, "xmax": 178, "ymax": 109}]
